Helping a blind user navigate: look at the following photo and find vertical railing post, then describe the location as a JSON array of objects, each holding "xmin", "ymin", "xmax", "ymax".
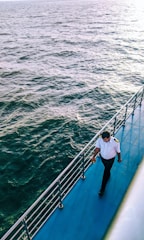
[
  {"xmin": 113, "ymin": 117, "xmax": 117, "ymax": 136},
  {"xmin": 140, "ymin": 87, "xmax": 144, "ymax": 106},
  {"xmin": 132, "ymin": 94, "xmax": 137, "ymax": 115},
  {"xmin": 23, "ymin": 218, "xmax": 31, "ymax": 240},
  {"xmin": 81, "ymin": 153, "xmax": 86, "ymax": 180},
  {"xmin": 58, "ymin": 180, "xmax": 64, "ymax": 209},
  {"xmin": 123, "ymin": 104, "xmax": 128, "ymax": 126}
]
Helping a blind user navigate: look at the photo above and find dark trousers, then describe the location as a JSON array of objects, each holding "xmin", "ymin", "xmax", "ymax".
[{"xmin": 100, "ymin": 156, "xmax": 115, "ymax": 191}]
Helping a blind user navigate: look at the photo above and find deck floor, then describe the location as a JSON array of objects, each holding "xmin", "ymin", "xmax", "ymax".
[{"xmin": 34, "ymin": 101, "xmax": 144, "ymax": 240}]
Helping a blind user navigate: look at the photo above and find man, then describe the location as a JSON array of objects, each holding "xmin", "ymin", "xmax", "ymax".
[{"xmin": 92, "ymin": 131, "xmax": 122, "ymax": 196}]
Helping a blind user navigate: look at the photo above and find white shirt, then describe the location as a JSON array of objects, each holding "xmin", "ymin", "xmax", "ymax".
[{"xmin": 95, "ymin": 136, "xmax": 120, "ymax": 160}]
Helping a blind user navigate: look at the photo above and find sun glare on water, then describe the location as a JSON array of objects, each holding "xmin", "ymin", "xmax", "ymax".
[
  {"xmin": 131, "ymin": 0, "xmax": 144, "ymax": 7},
  {"xmin": 126, "ymin": 0, "xmax": 144, "ymax": 24}
]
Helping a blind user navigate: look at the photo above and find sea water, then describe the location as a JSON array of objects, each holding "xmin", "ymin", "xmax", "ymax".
[{"xmin": 0, "ymin": 0, "xmax": 144, "ymax": 236}]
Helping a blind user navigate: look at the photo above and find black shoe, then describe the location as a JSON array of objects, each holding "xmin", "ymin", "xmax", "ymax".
[{"xmin": 98, "ymin": 189, "xmax": 104, "ymax": 197}]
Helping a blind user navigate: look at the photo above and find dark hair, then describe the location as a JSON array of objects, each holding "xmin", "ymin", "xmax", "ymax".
[{"xmin": 101, "ymin": 131, "xmax": 110, "ymax": 139}]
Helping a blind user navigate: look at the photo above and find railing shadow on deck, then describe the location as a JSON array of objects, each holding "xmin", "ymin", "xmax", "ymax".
[{"xmin": 1, "ymin": 86, "xmax": 144, "ymax": 240}]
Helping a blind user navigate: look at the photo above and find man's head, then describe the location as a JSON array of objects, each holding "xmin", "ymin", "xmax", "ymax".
[{"xmin": 101, "ymin": 131, "xmax": 110, "ymax": 142}]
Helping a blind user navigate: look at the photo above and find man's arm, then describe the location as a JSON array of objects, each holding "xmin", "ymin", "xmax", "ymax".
[{"xmin": 91, "ymin": 147, "xmax": 100, "ymax": 162}]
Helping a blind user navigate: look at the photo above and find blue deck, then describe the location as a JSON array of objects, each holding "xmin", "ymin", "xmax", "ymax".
[{"xmin": 34, "ymin": 101, "xmax": 144, "ymax": 240}]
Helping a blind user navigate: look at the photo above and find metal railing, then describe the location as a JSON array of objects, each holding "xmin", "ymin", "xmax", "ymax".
[{"xmin": 1, "ymin": 86, "xmax": 144, "ymax": 240}]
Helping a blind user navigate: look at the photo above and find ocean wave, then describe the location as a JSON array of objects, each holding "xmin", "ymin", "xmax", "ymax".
[{"xmin": 0, "ymin": 71, "xmax": 22, "ymax": 78}]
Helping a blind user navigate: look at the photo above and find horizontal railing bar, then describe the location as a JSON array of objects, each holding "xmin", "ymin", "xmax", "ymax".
[
  {"xmin": 30, "ymin": 199, "xmax": 60, "ymax": 235},
  {"xmin": 84, "ymin": 143, "xmax": 96, "ymax": 157},
  {"xmin": 61, "ymin": 159, "xmax": 80, "ymax": 183},
  {"xmin": 61, "ymin": 180, "xmax": 81, "ymax": 203},
  {"xmin": 44, "ymin": 199, "xmax": 59, "ymax": 214},
  {"xmin": 62, "ymin": 171, "xmax": 81, "ymax": 193},
  {"xmin": 30, "ymin": 200, "xmax": 60, "ymax": 230},
  {"xmin": 9, "ymin": 223, "xmax": 25, "ymax": 240},
  {"xmin": 28, "ymin": 195, "xmax": 60, "ymax": 229},
  {"xmin": 62, "ymin": 162, "xmax": 82, "ymax": 181},
  {"xmin": 26, "ymin": 184, "xmax": 59, "ymax": 223},
  {"xmin": 60, "ymin": 162, "xmax": 82, "ymax": 185},
  {"xmin": 8, "ymin": 227, "xmax": 23, "ymax": 240},
  {"xmin": 29, "ymin": 203, "xmax": 61, "ymax": 239},
  {"xmin": 17, "ymin": 231, "xmax": 26, "ymax": 240}
]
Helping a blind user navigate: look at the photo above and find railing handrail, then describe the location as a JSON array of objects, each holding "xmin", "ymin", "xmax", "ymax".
[{"xmin": 1, "ymin": 85, "xmax": 144, "ymax": 240}]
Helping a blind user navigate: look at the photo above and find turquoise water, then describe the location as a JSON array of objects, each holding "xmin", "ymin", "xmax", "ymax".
[{"xmin": 0, "ymin": 0, "xmax": 144, "ymax": 236}]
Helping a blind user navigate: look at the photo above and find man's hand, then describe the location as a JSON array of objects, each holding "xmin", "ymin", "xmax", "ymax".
[
  {"xmin": 91, "ymin": 156, "xmax": 96, "ymax": 163},
  {"xmin": 117, "ymin": 152, "xmax": 122, "ymax": 163},
  {"xmin": 91, "ymin": 147, "xmax": 100, "ymax": 163}
]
